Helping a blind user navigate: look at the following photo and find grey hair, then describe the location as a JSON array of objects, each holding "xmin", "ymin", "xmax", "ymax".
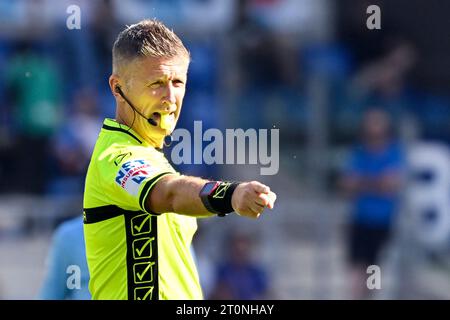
[{"xmin": 112, "ymin": 19, "xmax": 190, "ymax": 73}]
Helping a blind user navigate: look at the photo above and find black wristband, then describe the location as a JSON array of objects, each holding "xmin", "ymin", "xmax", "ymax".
[{"xmin": 199, "ymin": 181, "xmax": 240, "ymax": 216}]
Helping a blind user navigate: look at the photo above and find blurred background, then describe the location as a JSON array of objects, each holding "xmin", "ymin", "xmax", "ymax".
[{"xmin": 0, "ymin": 0, "xmax": 449, "ymax": 300}]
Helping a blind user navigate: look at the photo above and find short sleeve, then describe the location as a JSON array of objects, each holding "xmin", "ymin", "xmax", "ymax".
[
  {"xmin": 103, "ymin": 147, "xmax": 177, "ymax": 213},
  {"xmin": 114, "ymin": 157, "xmax": 175, "ymax": 213}
]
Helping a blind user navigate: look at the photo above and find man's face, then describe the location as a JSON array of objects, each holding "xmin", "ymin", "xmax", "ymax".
[
  {"xmin": 363, "ymin": 109, "xmax": 390, "ymax": 143},
  {"xmin": 119, "ymin": 55, "xmax": 189, "ymax": 145}
]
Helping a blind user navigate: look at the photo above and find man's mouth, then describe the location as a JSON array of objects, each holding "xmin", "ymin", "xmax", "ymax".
[{"xmin": 149, "ymin": 112, "xmax": 176, "ymax": 129}]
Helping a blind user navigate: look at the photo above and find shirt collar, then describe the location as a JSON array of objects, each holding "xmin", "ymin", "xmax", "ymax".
[{"xmin": 102, "ymin": 118, "xmax": 145, "ymax": 145}]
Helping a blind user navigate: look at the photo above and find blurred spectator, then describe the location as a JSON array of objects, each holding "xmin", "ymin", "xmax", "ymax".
[
  {"xmin": 90, "ymin": 0, "xmax": 121, "ymax": 87},
  {"xmin": 340, "ymin": 108, "xmax": 405, "ymax": 299},
  {"xmin": 333, "ymin": 38, "xmax": 419, "ymax": 143},
  {"xmin": 209, "ymin": 231, "xmax": 270, "ymax": 300},
  {"xmin": 47, "ymin": 87, "xmax": 102, "ymax": 196},
  {"xmin": 53, "ymin": 0, "xmax": 120, "ymax": 100},
  {"xmin": 4, "ymin": 41, "xmax": 62, "ymax": 194},
  {"xmin": 39, "ymin": 216, "xmax": 90, "ymax": 300},
  {"xmin": 349, "ymin": 39, "xmax": 417, "ymax": 108},
  {"xmin": 231, "ymin": 0, "xmax": 302, "ymax": 129}
]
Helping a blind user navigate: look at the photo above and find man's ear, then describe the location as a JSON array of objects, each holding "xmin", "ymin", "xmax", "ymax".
[{"xmin": 109, "ymin": 75, "xmax": 122, "ymax": 100}]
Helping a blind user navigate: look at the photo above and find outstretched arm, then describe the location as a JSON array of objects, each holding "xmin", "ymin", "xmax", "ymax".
[{"xmin": 147, "ymin": 175, "xmax": 277, "ymax": 218}]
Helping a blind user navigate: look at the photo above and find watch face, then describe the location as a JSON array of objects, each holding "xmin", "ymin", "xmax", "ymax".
[{"xmin": 202, "ymin": 182, "xmax": 218, "ymax": 195}]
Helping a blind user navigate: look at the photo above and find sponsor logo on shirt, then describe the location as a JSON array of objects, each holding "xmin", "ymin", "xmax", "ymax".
[{"xmin": 115, "ymin": 159, "xmax": 155, "ymax": 195}]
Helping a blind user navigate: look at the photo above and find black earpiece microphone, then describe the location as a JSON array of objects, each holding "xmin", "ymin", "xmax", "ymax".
[{"xmin": 115, "ymin": 85, "xmax": 157, "ymax": 126}]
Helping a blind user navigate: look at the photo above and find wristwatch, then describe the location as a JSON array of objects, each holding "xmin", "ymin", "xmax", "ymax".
[{"xmin": 199, "ymin": 181, "xmax": 227, "ymax": 216}]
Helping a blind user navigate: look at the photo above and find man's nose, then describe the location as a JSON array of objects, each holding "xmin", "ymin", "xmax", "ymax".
[{"xmin": 162, "ymin": 83, "xmax": 176, "ymax": 107}]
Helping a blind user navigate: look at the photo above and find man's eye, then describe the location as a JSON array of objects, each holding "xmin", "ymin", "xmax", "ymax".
[
  {"xmin": 173, "ymin": 80, "xmax": 184, "ymax": 87},
  {"xmin": 149, "ymin": 81, "xmax": 162, "ymax": 88}
]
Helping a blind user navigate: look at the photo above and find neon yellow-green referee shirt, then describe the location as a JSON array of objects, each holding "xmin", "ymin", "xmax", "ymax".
[{"xmin": 83, "ymin": 118, "xmax": 203, "ymax": 300}]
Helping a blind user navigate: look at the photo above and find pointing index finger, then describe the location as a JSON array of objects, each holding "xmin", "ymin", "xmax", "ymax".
[{"xmin": 251, "ymin": 181, "xmax": 270, "ymax": 194}]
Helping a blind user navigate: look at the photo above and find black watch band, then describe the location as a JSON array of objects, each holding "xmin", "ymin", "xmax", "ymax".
[{"xmin": 199, "ymin": 181, "xmax": 240, "ymax": 216}]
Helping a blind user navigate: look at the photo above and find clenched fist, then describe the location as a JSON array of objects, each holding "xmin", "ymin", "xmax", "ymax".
[{"xmin": 231, "ymin": 181, "xmax": 277, "ymax": 218}]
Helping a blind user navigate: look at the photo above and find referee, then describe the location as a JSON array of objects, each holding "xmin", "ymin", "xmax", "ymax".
[{"xmin": 83, "ymin": 19, "xmax": 277, "ymax": 300}]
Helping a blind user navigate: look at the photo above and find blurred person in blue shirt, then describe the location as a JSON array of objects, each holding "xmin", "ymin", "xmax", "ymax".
[
  {"xmin": 47, "ymin": 88, "xmax": 102, "ymax": 196},
  {"xmin": 340, "ymin": 108, "xmax": 404, "ymax": 299},
  {"xmin": 39, "ymin": 216, "xmax": 90, "ymax": 300},
  {"xmin": 209, "ymin": 231, "xmax": 269, "ymax": 300}
]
